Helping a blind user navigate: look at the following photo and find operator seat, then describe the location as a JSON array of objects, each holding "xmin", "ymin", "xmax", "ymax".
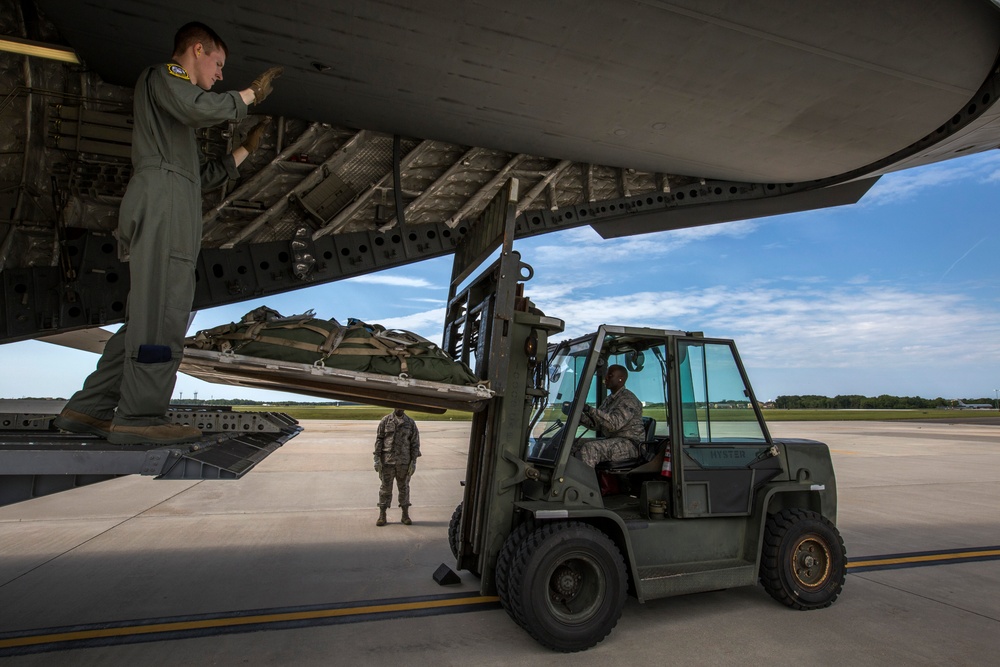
[{"xmin": 596, "ymin": 416, "xmax": 657, "ymax": 472}]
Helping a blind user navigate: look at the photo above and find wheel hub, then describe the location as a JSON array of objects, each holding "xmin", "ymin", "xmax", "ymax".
[
  {"xmin": 551, "ymin": 565, "xmax": 581, "ymax": 600},
  {"xmin": 544, "ymin": 553, "xmax": 606, "ymax": 622},
  {"xmin": 791, "ymin": 534, "xmax": 832, "ymax": 589}
]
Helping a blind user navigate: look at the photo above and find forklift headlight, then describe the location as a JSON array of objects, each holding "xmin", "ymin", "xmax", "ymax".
[{"xmin": 524, "ymin": 333, "xmax": 538, "ymax": 364}]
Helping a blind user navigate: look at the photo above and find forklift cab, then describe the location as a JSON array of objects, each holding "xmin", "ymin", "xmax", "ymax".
[{"xmin": 526, "ymin": 325, "xmax": 782, "ymax": 518}]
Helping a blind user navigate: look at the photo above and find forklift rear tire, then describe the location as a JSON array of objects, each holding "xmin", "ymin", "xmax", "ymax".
[
  {"xmin": 448, "ymin": 502, "xmax": 462, "ymax": 559},
  {"xmin": 760, "ymin": 508, "xmax": 846, "ymax": 610},
  {"xmin": 508, "ymin": 521, "xmax": 627, "ymax": 652},
  {"xmin": 495, "ymin": 519, "xmax": 536, "ymax": 621}
]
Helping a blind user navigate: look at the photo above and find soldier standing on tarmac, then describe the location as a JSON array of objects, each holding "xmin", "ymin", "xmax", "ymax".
[
  {"xmin": 373, "ymin": 408, "xmax": 421, "ymax": 526},
  {"xmin": 54, "ymin": 22, "xmax": 282, "ymax": 445}
]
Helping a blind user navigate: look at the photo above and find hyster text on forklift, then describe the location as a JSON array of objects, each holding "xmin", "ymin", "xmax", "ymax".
[{"xmin": 442, "ymin": 181, "xmax": 846, "ymax": 652}]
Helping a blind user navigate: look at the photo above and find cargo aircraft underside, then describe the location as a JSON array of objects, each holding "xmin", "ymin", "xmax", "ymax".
[{"xmin": 1, "ymin": 0, "xmax": 999, "ymax": 345}]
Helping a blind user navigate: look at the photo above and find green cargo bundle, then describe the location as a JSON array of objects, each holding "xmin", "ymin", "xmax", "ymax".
[{"xmin": 186, "ymin": 307, "xmax": 482, "ymax": 386}]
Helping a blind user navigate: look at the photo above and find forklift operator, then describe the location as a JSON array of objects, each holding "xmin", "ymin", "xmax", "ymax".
[{"xmin": 571, "ymin": 364, "xmax": 645, "ymax": 467}]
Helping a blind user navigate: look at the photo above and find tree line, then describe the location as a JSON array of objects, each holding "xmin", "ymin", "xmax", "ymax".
[
  {"xmin": 772, "ymin": 395, "xmax": 994, "ymax": 409},
  {"xmin": 168, "ymin": 398, "xmax": 345, "ymax": 406}
]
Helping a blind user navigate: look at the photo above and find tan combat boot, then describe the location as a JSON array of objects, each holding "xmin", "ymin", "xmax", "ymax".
[
  {"xmin": 401, "ymin": 507, "xmax": 412, "ymax": 525},
  {"xmin": 53, "ymin": 408, "xmax": 113, "ymax": 438},
  {"xmin": 376, "ymin": 508, "xmax": 387, "ymax": 526},
  {"xmin": 108, "ymin": 422, "xmax": 202, "ymax": 445}
]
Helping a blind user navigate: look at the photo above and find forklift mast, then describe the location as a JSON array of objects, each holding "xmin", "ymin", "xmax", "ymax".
[{"xmin": 442, "ymin": 179, "xmax": 563, "ymax": 586}]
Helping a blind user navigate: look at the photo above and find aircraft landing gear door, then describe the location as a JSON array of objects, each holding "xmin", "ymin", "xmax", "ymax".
[{"xmin": 675, "ymin": 339, "xmax": 781, "ymax": 518}]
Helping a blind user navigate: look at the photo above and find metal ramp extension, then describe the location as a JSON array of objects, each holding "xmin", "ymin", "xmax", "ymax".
[{"xmin": 0, "ymin": 408, "xmax": 301, "ymax": 507}]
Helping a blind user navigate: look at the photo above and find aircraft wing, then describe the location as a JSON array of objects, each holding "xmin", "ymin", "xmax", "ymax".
[{"xmin": 37, "ymin": 327, "xmax": 115, "ymax": 355}]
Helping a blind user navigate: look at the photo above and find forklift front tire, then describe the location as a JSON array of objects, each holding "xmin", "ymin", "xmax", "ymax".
[
  {"xmin": 508, "ymin": 521, "xmax": 627, "ymax": 652},
  {"xmin": 495, "ymin": 518, "xmax": 536, "ymax": 622}
]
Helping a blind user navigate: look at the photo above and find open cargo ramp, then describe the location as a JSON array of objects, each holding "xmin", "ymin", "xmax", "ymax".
[{"xmin": 0, "ymin": 406, "xmax": 301, "ymax": 508}]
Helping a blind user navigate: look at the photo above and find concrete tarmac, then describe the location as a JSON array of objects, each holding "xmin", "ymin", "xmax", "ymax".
[{"xmin": 1, "ymin": 419, "xmax": 998, "ymax": 665}]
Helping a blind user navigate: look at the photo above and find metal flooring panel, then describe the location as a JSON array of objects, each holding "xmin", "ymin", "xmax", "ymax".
[{"xmin": 0, "ymin": 409, "xmax": 302, "ymax": 507}]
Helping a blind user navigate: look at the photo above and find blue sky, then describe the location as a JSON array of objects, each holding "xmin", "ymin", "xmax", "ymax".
[{"xmin": 2, "ymin": 151, "xmax": 998, "ymax": 403}]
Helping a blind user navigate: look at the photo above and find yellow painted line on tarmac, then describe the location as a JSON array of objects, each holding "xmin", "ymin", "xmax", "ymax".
[
  {"xmin": 848, "ymin": 548, "xmax": 1000, "ymax": 569},
  {"xmin": 0, "ymin": 595, "xmax": 500, "ymax": 650},
  {"xmin": 7, "ymin": 547, "xmax": 999, "ymax": 652}
]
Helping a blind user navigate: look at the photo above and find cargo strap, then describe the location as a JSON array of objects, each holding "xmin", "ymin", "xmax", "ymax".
[{"xmin": 188, "ymin": 320, "xmax": 431, "ymax": 375}]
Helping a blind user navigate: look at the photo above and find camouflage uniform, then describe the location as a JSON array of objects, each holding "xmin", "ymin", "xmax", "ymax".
[
  {"xmin": 374, "ymin": 412, "xmax": 421, "ymax": 509},
  {"xmin": 64, "ymin": 62, "xmax": 247, "ymax": 426},
  {"xmin": 573, "ymin": 387, "xmax": 644, "ymax": 467}
]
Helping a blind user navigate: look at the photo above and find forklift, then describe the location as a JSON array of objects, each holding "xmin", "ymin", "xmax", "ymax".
[{"xmin": 444, "ymin": 180, "xmax": 846, "ymax": 651}]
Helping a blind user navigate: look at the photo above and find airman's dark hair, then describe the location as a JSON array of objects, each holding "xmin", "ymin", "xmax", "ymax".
[
  {"xmin": 608, "ymin": 364, "xmax": 628, "ymax": 380},
  {"xmin": 173, "ymin": 22, "xmax": 228, "ymax": 58}
]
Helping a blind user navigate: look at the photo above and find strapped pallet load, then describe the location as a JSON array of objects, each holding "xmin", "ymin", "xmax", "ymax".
[{"xmin": 186, "ymin": 306, "xmax": 482, "ymax": 386}]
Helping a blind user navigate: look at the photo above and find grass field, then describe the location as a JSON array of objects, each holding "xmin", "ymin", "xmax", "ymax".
[
  {"xmin": 231, "ymin": 405, "xmax": 472, "ymax": 421},
  {"xmin": 232, "ymin": 404, "xmax": 1000, "ymax": 422},
  {"xmin": 762, "ymin": 409, "xmax": 998, "ymax": 421}
]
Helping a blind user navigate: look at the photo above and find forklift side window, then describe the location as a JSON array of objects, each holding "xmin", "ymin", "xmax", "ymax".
[
  {"xmin": 604, "ymin": 344, "xmax": 669, "ymax": 437},
  {"xmin": 678, "ymin": 341, "xmax": 765, "ymax": 444}
]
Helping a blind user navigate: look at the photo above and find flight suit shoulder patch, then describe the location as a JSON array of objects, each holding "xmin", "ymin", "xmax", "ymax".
[{"xmin": 166, "ymin": 63, "xmax": 190, "ymax": 80}]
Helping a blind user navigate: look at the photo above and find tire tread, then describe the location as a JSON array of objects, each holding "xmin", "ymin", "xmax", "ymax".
[
  {"xmin": 496, "ymin": 518, "xmax": 535, "ymax": 619},
  {"xmin": 508, "ymin": 520, "xmax": 626, "ymax": 652},
  {"xmin": 447, "ymin": 502, "xmax": 462, "ymax": 560},
  {"xmin": 759, "ymin": 508, "xmax": 846, "ymax": 610}
]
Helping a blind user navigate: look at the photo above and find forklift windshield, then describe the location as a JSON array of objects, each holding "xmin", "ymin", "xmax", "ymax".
[
  {"xmin": 526, "ymin": 337, "xmax": 594, "ymax": 463},
  {"xmin": 526, "ymin": 331, "xmax": 673, "ymax": 464}
]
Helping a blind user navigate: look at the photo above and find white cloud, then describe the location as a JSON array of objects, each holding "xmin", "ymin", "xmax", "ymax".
[
  {"xmin": 866, "ymin": 151, "xmax": 1000, "ymax": 206},
  {"xmin": 529, "ymin": 281, "xmax": 1000, "ymax": 395},
  {"xmin": 522, "ymin": 221, "xmax": 758, "ymax": 269},
  {"xmin": 706, "ymin": 286, "xmax": 999, "ymax": 368},
  {"xmin": 377, "ymin": 307, "xmax": 447, "ymax": 345},
  {"xmin": 345, "ymin": 275, "xmax": 436, "ymax": 288}
]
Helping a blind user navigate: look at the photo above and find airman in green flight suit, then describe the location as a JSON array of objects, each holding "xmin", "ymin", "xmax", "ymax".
[{"xmin": 54, "ymin": 22, "xmax": 282, "ymax": 444}]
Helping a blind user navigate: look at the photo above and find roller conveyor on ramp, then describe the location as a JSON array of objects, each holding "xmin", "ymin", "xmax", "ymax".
[{"xmin": 0, "ymin": 405, "xmax": 302, "ymax": 508}]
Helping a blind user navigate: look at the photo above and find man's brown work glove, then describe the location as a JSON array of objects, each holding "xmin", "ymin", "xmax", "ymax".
[
  {"xmin": 250, "ymin": 66, "xmax": 283, "ymax": 105},
  {"xmin": 242, "ymin": 116, "xmax": 271, "ymax": 153}
]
